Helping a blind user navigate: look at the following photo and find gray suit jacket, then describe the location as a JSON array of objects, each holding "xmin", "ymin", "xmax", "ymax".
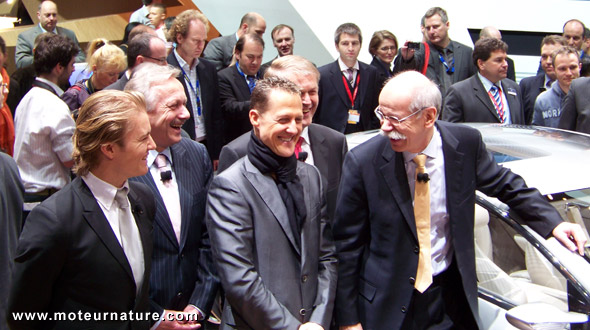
[
  {"xmin": 15, "ymin": 25, "xmax": 86, "ymax": 69},
  {"xmin": 443, "ymin": 74, "xmax": 525, "ymax": 124},
  {"xmin": 105, "ymin": 74, "xmax": 129, "ymax": 91},
  {"xmin": 558, "ymin": 77, "xmax": 590, "ymax": 134},
  {"xmin": 203, "ymin": 34, "xmax": 236, "ymax": 71},
  {"xmin": 206, "ymin": 157, "xmax": 338, "ymax": 329}
]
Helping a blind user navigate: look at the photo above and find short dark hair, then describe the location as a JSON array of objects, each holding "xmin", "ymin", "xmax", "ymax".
[
  {"xmin": 250, "ymin": 76, "xmax": 300, "ymax": 114},
  {"xmin": 128, "ymin": 32, "xmax": 160, "ymax": 68},
  {"xmin": 142, "ymin": 0, "xmax": 153, "ymax": 6},
  {"xmin": 235, "ymin": 33, "xmax": 265, "ymax": 54},
  {"xmin": 34, "ymin": 34, "xmax": 78, "ymax": 75},
  {"xmin": 541, "ymin": 35, "xmax": 568, "ymax": 50},
  {"xmin": 585, "ymin": 27, "xmax": 590, "ymax": 39},
  {"xmin": 271, "ymin": 24, "xmax": 294, "ymax": 41},
  {"xmin": 473, "ymin": 37, "xmax": 508, "ymax": 67},
  {"xmin": 334, "ymin": 23, "xmax": 362, "ymax": 44},
  {"xmin": 0, "ymin": 36, "xmax": 5, "ymax": 55},
  {"xmin": 580, "ymin": 56, "xmax": 590, "ymax": 77},
  {"xmin": 421, "ymin": 7, "xmax": 448, "ymax": 26}
]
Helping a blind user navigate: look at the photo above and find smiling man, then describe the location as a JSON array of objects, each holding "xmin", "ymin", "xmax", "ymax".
[
  {"xmin": 207, "ymin": 76, "xmax": 337, "ymax": 330},
  {"xmin": 443, "ymin": 37, "xmax": 525, "ymax": 124},
  {"xmin": 126, "ymin": 63, "xmax": 219, "ymax": 330},
  {"xmin": 314, "ymin": 23, "xmax": 381, "ymax": 134},
  {"xmin": 260, "ymin": 24, "xmax": 296, "ymax": 75}
]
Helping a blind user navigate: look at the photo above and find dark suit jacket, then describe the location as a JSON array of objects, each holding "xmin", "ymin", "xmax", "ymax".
[
  {"xmin": 203, "ymin": 34, "xmax": 237, "ymax": 71},
  {"xmin": 217, "ymin": 124, "xmax": 348, "ymax": 221},
  {"xmin": 333, "ymin": 121, "xmax": 563, "ymax": 329},
  {"xmin": 558, "ymin": 77, "xmax": 590, "ymax": 133},
  {"xmin": 7, "ymin": 64, "xmax": 36, "ymax": 116},
  {"xmin": 130, "ymin": 138, "xmax": 219, "ymax": 316},
  {"xmin": 218, "ymin": 65, "xmax": 253, "ymax": 144},
  {"xmin": 15, "ymin": 25, "xmax": 85, "ymax": 69},
  {"xmin": 207, "ymin": 157, "xmax": 338, "ymax": 329},
  {"xmin": 519, "ymin": 73, "xmax": 546, "ymax": 125},
  {"xmin": 370, "ymin": 56, "xmax": 393, "ymax": 84},
  {"xmin": 443, "ymin": 74, "xmax": 525, "ymax": 124},
  {"xmin": 0, "ymin": 154, "xmax": 23, "ymax": 330},
  {"xmin": 8, "ymin": 177, "xmax": 155, "ymax": 330},
  {"xmin": 314, "ymin": 60, "xmax": 381, "ymax": 134},
  {"xmin": 167, "ymin": 53, "xmax": 224, "ymax": 160}
]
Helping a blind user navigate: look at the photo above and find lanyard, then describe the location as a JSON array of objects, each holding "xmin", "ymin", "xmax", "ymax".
[
  {"xmin": 438, "ymin": 53, "xmax": 454, "ymax": 73},
  {"xmin": 179, "ymin": 66, "xmax": 202, "ymax": 117},
  {"xmin": 341, "ymin": 73, "xmax": 360, "ymax": 109}
]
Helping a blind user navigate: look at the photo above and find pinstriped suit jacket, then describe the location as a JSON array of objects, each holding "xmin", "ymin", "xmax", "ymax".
[{"xmin": 130, "ymin": 138, "xmax": 219, "ymax": 316}]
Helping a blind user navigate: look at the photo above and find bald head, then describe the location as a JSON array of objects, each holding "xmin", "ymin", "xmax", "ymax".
[
  {"xmin": 38, "ymin": 1, "xmax": 58, "ymax": 32},
  {"xmin": 563, "ymin": 19, "xmax": 586, "ymax": 50},
  {"xmin": 480, "ymin": 26, "xmax": 502, "ymax": 40},
  {"xmin": 238, "ymin": 12, "xmax": 266, "ymax": 37},
  {"xmin": 380, "ymin": 71, "xmax": 441, "ymax": 115}
]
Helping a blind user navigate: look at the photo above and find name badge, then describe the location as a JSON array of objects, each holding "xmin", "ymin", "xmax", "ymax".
[
  {"xmin": 195, "ymin": 120, "xmax": 206, "ymax": 140},
  {"xmin": 348, "ymin": 109, "xmax": 360, "ymax": 124}
]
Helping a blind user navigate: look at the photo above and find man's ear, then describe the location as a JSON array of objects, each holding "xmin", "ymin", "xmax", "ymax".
[
  {"xmin": 100, "ymin": 142, "xmax": 116, "ymax": 160},
  {"xmin": 423, "ymin": 107, "xmax": 438, "ymax": 127},
  {"xmin": 249, "ymin": 109, "xmax": 261, "ymax": 127}
]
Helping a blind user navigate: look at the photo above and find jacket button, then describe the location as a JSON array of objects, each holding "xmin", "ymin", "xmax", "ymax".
[
  {"xmin": 301, "ymin": 275, "xmax": 308, "ymax": 283},
  {"xmin": 299, "ymin": 308, "xmax": 306, "ymax": 316},
  {"xmin": 177, "ymin": 292, "xmax": 182, "ymax": 297},
  {"xmin": 409, "ymin": 277, "xmax": 415, "ymax": 285},
  {"xmin": 414, "ymin": 246, "xmax": 419, "ymax": 254},
  {"xmin": 401, "ymin": 306, "xmax": 407, "ymax": 313}
]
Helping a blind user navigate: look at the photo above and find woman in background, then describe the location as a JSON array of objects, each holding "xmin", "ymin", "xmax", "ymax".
[{"xmin": 368, "ymin": 30, "xmax": 398, "ymax": 81}]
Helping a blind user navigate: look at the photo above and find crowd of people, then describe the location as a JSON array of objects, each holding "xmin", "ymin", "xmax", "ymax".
[{"xmin": 0, "ymin": 1, "xmax": 589, "ymax": 329}]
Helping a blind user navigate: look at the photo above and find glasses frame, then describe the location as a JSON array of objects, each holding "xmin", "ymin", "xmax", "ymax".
[
  {"xmin": 374, "ymin": 106, "xmax": 428, "ymax": 125},
  {"xmin": 142, "ymin": 55, "xmax": 167, "ymax": 64}
]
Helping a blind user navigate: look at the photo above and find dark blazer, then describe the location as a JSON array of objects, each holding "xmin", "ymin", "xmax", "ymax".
[
  {"xmin": 207, "ymin": 157, "xmax": 338, "ymax": 329},
  {"xmin": 443, "ymin": 74, "xmax": 525, "ymax": 124},
  {"xmin": 15, "ymin": 25, "xmax": 85, "ymax": 69},
  {"xmin": 519, "ymin": 73, "xmax": 546, "ymax": 125},
  {"xmin": 8, "ymin": 177, "xmax": 155, "ymax": 330},
  {"xmin": 167, "ymin": 53, "xmax": 224, "ymax": 160},
  {"xmin": 0, "ymin": 154, "xmax": 23, "ymax": 330},
  {"xmin": 130, "ymin": 138, "xmax": 219, "ymax": 316},
  {"xmin": 333, "ymin": 121, "xmax": 563, "ymax": 329},
  {"xmin": 314, "ymin": 60, "xmax": 381, "ymax": 134},
  {"xmin": 203, "ymin": 34, "xmax": 237, "ymax": 71},
  {"xmin": 217, "ymin": 124, "xmax": 348, "ymax": 220},
  {"xmin": 218, "ymin": 65, "xmax": 253, "ymax": 144},
  {"xmin": 559, "ymin": 77, "xmax": 590, "ymax": 134},
  {"xmin": 7, "ymin": 64, "xmax": 36, "ymax": 116},
  {"xmin": 370, "ymin": 56, "xmax": 393, "ymax": 84}
]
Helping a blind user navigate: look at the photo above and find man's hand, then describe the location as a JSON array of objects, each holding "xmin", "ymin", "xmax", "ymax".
[
  {"xmin": 552, "ymin": 222, "xmax": 587, "ymax": 255},
  {"xmin": 299, "ymin": 322, "xmax": 324, "ymax": 330},
  {"xmin": 155, "ymin": 310, "xmax": 201, "ymax": 329},
  {"xmin": 339, "ymin": 323, "xmax": 363, "ymax": 330},
  {"xmin": 400, "ymin": 41, "xmax": 416, "ymax": 61}
]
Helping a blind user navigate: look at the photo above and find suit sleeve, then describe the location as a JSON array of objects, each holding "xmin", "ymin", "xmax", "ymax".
[
  {"xmin": 558, "ymin": 83, "xmax": 578, "ymax": 131},
  {"xmin": 392, "ymin": 45, "xmax": 425, "ymax": 74},
  {"xmin": 218, "ymin": 73, "xmax": 251, "ymax": 120},
  {"xmin": 442, "ymin": 85, "xmax": 464, "ymax": 122},
  {"xmin": 15, "ymin": 33, "xmax": 33, "ymax": 69},
  {"xmin": 332, "ymin": 151, "xmax": 371, "ymax": 326},
  {"xmin": 203, "ymin": 39, "xmax": 225, "ymax": 71},
  {"xmin": 206, "ymin": 175, "xmax": 301, "ymax": 329},
  {"xmin": 7, "ymin": 204, "xmax": 68, "ymax": 330}
]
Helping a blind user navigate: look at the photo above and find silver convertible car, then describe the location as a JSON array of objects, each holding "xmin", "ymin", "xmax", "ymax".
[{"xmin": 346, "ymin": 124, "xmax": 590, "ymax": 330}]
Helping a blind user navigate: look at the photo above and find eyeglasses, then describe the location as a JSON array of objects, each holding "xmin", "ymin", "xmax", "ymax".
[
  {"xmin": 379, "ymin": 46, "xmax": 397, "ymax": 52},
  {"xmin": 374, "ymin": 106, "xmax": 428, "ymax": 125},
  {"xmin": 143, "ymin": 55, "xmax": 167, "ymax": 64}
]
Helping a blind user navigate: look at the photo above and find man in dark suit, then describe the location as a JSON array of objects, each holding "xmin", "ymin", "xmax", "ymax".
[
  {"xmin": 15, "ymin": 0, "xmax": 85, "ymax": 69},
  {"xmin": 443, "ymin": 38, "xmax": 525, "ymax": 124},
  {"xmin": 8, "ymin": 90, "xmax": 157, "ymax": 329},
  {"xmin": 394, "ymin": 7, "xmax": 476, "ymax": 104},
  {"xmin": 558, "ymin": 76, "xmax": 590, "ymax": 133},
  {"xmin": 167, "ymin": 10, "xmax": 224, "ymax": 167},
  {"xmin": 126, "ymin": 63, "xmax": 219, "ymax": 328},
  {"xmin": 218, "ymin": 33, "xmax": 264, "ymax": 144},
  {"xmin": 107, "ymin": 33, "xmax": 168, "ymax": 91},
  {"xmin": 334, "ymin": 71, "xmax": 586, "ymax": 330},
  {"xmin": 314, "ymin": 23, "xmax": 381, "ymax": 134},
  {"xmin": 520, "ymin": 35, "xmax": 568, "ymax": 124},
  {"xmin": 207, "ymin": 77, "xmax": 337, "ymax": 329},
  {"xmin": 203, "ymin": 12, "xmax": 266, "ymax": 71},
  {"xmin": 217, "ymin": 55, "xmax": 348, "ymax": 221}
]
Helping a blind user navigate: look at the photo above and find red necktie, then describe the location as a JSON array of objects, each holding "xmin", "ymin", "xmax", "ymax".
[{"xmin": 294, "ymin": 137, "xmax": 304, "ymax": 159}]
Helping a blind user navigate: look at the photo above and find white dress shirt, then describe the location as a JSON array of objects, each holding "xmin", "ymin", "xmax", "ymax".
[
  {"xmin": 478, "ymin": 73, "xmax": 512, "ymax": 124},
  {"xmin": 174, "ymin": 49, "xmax": 206, "ymax": 140},
  {"xmin": 299, "ymin": 126, "xmax": 314, "ymax": 165}
]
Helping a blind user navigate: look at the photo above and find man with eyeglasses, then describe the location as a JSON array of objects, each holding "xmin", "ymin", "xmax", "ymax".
[
  {"xmin": 333, "ymin": 70, "xmax": 586, "ymax": 330},
  {"xmin": 442, "ymin": 38, "xmax": 526, "ymax": 124},
  {"xmin": 106, "ymin": 33, "xmax": 167, "ymax": 91},
  {"xmin": 167, "ymin": 10, "xmax": 223, "ymax": 169}
]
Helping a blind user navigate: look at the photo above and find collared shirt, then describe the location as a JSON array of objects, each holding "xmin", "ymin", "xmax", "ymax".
[
  {"xmin": 174, "ymin": 49, "xmax": 206, "ymax": 140},
  {"xmin": 36, "ymin": 76, "xmax": 65, "ymax": 96},
  {"xmin": 39, "ymin": 23, "xmax": 57, "ymax": 34},
  {"xmin": 82, "ymin": 172, "xmax": 131, "ymax": 245},
  {"xmin": 14, "ymin": 79, "xmax": 74, "ymax": 193},
  {"xmin": 403, "ymin": 126, "xmax": 452, "ymax": 275},
  {"xmin": 338, "ymin": 58, "xmax": 359, "ymax": 86},
  {"xmin": 478, "ymin": 73, "xmax": 512, "ymax": 124},
  {"xmin": 299, "ymin": 126, "xmax": 314, "ymax": 165},
  {"xmin": 544, "ymin": 74, "xmax": 554, "ymax": 90}
]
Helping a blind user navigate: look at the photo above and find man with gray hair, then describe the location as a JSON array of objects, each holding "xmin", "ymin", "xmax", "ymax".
[
  {"xmin": 125, "ymin": 63, "xmax": 219, "ymax": 329},
  {"xmin": 314, "ymin": 23, "xmax": 381, "ymax": 134},
  {"xmin": 204, "ymin": 12, "xmax": 267, "ymax": 71}
]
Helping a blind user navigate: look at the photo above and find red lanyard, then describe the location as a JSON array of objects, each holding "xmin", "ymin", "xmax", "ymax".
[{"xmin": 341, "ymin": 73, "xmax": 360, "ymax": 108}]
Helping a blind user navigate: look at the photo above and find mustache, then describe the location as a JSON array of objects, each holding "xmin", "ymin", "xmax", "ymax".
[{"xmin": 380, "ymin": 129, "xmax": 407, "ymax": 140}]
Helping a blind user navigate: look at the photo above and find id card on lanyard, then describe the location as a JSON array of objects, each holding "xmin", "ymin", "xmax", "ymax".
[
  {"xmin": 342, "ymin": 74, "xmax": 360, "ymax": 124},
  {"xmin": 180, "ymin": 66, "xmax": 206, "ymax": 139}
]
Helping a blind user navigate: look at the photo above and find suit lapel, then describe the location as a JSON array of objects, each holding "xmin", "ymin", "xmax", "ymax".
[
  {"xmin": 437, "ymin": 123, "xmax": 464, "ymax": 233},
  {"xmin": 472, "ymin": 76, "xmax": 501, "ymax": 122},
  {"xmin": 378, "ymin": 141, "xmax": 417, "ymax": 241},
  {"xmin": 500, "ymin": 80, "xmax": 521, "ymax": 123},
  {"xmin": 308, "ymin": 126, "xmax": 328, "ymax": 180},
  {"xmin": 232, "ymin": 66, "xmax": 252, "ymax": 99},
  {"xmin": 243, "ymin": 158, "xmax": 301, "ymax": 256},
  {"xmin": 170, "ymin": 143, "xmax": 192, "ymax": 250},
  {"xmin": 357, "ymin": 63, "xmax": 369, "ymax": 108},
  {"xmin": 128, "ymin": 185, "xmax": 153, "ymax": 298},
  {"xmin": 452, "ymin": 41, "xmax": 463, "ymax": 82},
  {"xmin": 329, "ymin": 61, "xmax": 352, "ymax": 107}
]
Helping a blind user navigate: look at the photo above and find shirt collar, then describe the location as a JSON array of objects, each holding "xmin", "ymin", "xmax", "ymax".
[
  {"xmin": 39, "ymin": 23, "xmax": 57, "ymax": 34},
  {"xmin": 544, "ymin": 74, "xmax": 554, "ymax": 88},
  {"xmin": 300, "ymin": 126, "xmax": 310, "ymax": 146},
  {"xmin": 35, "ymin": 77, "xmax": 64, "ymax": 96},
  {"xmin": 338, "ymin": 57, "xmax": 359, "ymax": 72},
  {"xmin": 82, "ymin": 171, "xmax": 130, "ymax": 211},
  {"xmin": 477, "ymin": 72, "xmax": 500, "ymax": 92},
  {"xmin": 403, "ymin": 126, "xmax": 442, "ymax": 164},
  {"xmin": 173, "ymin": 48, "xmax": 198, "ymax": 71},
  {"xmin": 147, "ymin": 147, "xmax": 173, "ymax": 168}
]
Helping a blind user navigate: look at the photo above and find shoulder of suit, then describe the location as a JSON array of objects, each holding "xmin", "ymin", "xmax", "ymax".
[
  {"xmin": 451, "ymin": 40, "xmax": 473, "ymax": 51},
  {"xmin": 572, "ymin": 76, "xmax": 590, "ymax": 89},
  {"xmin": 317, "ymin": 60, "xmax": 338, "ymax": 73},
  {"xmin": 436, "ymin": 120, "xmax": 480, "ymax": 140},
  {"xmin": 309, "ymin": 123, "xmax": 346, "ymax": 140},
  {"xmin": 218, "ymin": 65, "xmax": 236, "ymax": 78},
  {"xmin": 178, "ymin": 137, "xmax": 208, "ymax": 155}
]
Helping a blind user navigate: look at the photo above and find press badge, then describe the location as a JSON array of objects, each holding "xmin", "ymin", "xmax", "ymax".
[
  {"xmin": 195, "ymin": 117, "xmax": 206, "ymax": 139},
  {"xmin": 348, "ymin": 109, "xmax": 360, "ymax": 124}
]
